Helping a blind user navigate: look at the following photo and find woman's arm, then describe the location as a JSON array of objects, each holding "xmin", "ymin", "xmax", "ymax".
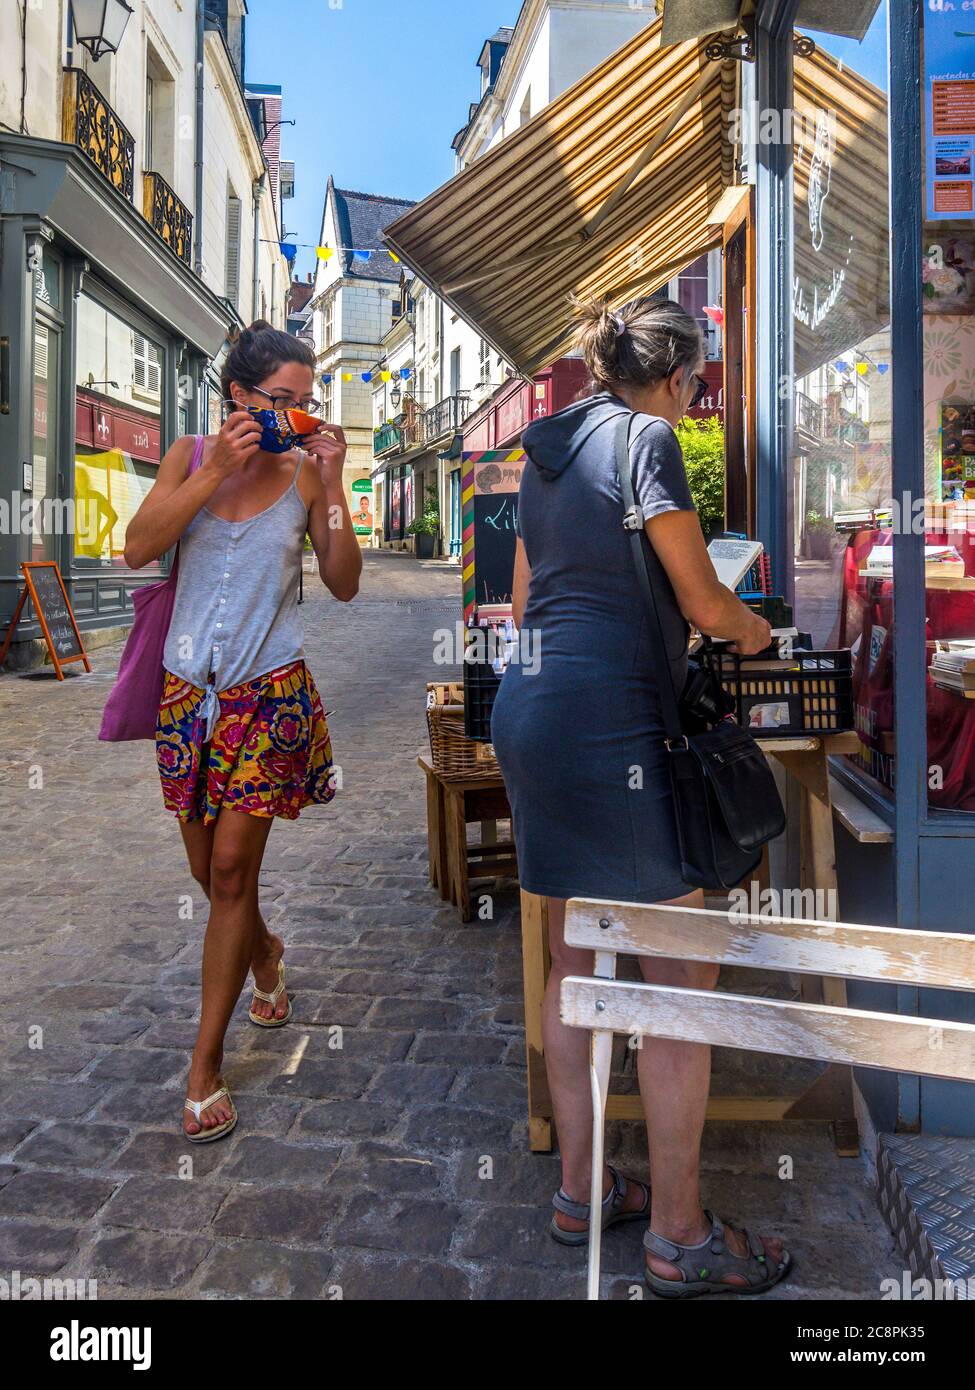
[
  {"xmin": 644, "ymin": 511, "xmax": 772, "ymax": 656},
  {"xmin": 512, "ymin": 537, "xmax": 531, "ymax": 630},
  {"xmin": 123, "ymin": 415, "xmax": 263, "ymax": 569},
  {"xmin": 303, "ymin": 424, "xmax": 362, "ymax": 603}
]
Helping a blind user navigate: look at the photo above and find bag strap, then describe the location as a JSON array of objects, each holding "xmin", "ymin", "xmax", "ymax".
[
  {"xmin": 612, "ymin": 414, "xmax": 684, "ymax": 743},
  {"xmin": 188, "ymin": 433, "xmax": 205, "ymax": 474},
  {"xmin": 169, "ymin": 436, "xmax": 205, "ymax": 581}
]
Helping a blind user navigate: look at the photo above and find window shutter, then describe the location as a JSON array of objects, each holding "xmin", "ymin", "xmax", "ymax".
[
  {"xmin": 34, "ymin": 326, "xmax": 49, "ymax": 381},
  {"xmin": 226, "ymin": 191, "xmax": 242, "ymax": 306},
  {"xmin": 132, "ymin": 333, "xmax": 161, "ymax": 397}
]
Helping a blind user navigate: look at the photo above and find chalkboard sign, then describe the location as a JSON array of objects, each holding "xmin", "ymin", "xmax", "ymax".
[
  {"xmin": 461, "ymin": 450, "xmax": 526, "ymax": 619},
  {"xmin": 0, "ymin": 562, "xmax": 91, "ymax": 679}
]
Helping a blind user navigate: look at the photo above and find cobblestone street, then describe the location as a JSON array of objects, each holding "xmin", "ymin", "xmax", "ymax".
[{"xmin": 0, "ymin": 552, "xmax": 904, "ymax": 1300}]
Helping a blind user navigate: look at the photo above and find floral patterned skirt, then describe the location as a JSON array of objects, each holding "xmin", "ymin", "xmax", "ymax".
[{"xmin": 156, "ymin": 660, "xmax": 336, "ymax": 824}]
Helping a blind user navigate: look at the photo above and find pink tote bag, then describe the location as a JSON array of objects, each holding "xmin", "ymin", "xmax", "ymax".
[{"xmin": 99, "ymin": 435, "xmax": 205, "ymax": 742}]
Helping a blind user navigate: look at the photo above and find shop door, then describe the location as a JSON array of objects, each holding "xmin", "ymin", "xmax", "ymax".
[{"xmin": 722, "ymin": 188, "xmax": 756, "ymax": 536}]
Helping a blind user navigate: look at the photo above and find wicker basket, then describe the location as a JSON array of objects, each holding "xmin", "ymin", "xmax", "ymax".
[{"xmin": 426, "ymin": 682, "xmax": 500, "ymax": 781}]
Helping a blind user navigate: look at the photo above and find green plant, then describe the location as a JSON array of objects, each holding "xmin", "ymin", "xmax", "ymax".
[
  {"xmin": 675, "ymin": 415, "xmax": 725, "ymax": 536},
  {"xmin": 805, "ymin": 508, "xmax": 832, "ymax": 535},
  {"xmin": 407, "ymin": 483, "xmax": 440, "ymax": 537}
]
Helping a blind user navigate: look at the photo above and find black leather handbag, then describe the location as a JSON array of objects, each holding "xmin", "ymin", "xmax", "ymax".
[{"xmin": 613, "ymin": 416, "xmax": 786, "ymax": 890}]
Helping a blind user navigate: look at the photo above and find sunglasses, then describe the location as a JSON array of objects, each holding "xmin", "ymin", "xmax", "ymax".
[{"xmin": 688, "ymin": 374, "xmax": 709, "ymax": 409}]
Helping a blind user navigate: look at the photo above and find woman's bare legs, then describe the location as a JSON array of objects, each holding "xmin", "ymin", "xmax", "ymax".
[
  {"xmin": 543, "ymin": 888, "xmax": 786, "ymax": 1281},
  {"xmin": 180, "ymin": 809, "xmax": 274, "ymax": 1136},
  {"xmin": 179, "ymin": 819, "xmax": 288, "ymax": 1024},
  {"xmin": 543, "ymin": 897, "xmax": 648, "ymax": 1233}
]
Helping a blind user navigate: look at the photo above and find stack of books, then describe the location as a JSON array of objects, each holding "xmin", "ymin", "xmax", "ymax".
[
  {"xmin": 930, "ymin": 642, "xmax": 975, "ymax": 698},
  {"xmin": 862, "ymin": 544, "xmax": 966, "ymax": 581},
  {"xmin": 834, "ymin": 508, "xmax": 893, "ymax": 531}
]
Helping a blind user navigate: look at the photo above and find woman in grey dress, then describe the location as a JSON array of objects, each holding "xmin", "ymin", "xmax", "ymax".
[{"xmin": 491, "ymin": 297, "xmax": 791, "ymax": 1296}]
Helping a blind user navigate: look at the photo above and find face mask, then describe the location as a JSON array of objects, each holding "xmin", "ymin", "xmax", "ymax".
[{"xmin": 235, "ymin": 406, "xmax": 324, "ymax": 453}]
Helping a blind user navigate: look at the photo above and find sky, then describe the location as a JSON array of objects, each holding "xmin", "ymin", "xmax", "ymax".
[{"xmin": 246, "ymin": 0, "xmax": 518, "ymax": 281}]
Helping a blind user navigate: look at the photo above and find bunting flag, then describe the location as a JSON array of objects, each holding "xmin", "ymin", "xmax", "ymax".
[
  {"xmin": 265, "ymin": 239, "xmax": 397, "ymax": 260},
  {"xmin": 280, "ymin": 241, "xmax": 297, "ymax": 262},
  {"xmin": 320, "ymin": 367, "xmax": 412, "ymax": 385}
]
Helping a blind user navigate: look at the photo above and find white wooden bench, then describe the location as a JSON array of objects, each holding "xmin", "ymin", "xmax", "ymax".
[{"xmin": 560, "ymin": 897, "xmax": 975, "ymax": 1300}]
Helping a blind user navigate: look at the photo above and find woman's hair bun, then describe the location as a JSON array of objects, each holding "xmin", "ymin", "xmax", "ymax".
[
  {"xmin": 220, "ymin": 319, "xmax": 317, "ymax": 401},
  {"xmin": 568, "ymin": 291, "xmax": 703, "ymax": 395}
]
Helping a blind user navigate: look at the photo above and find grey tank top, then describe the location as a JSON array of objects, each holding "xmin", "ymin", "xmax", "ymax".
[{"xmin": 163, "ymin": 438, "xmax": 308, "ymax": 716}]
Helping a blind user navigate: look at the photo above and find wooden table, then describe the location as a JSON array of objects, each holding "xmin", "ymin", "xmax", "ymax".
[{"xmin": 519, "ymin": 732, "xmax": 863, "ymax": 1155}]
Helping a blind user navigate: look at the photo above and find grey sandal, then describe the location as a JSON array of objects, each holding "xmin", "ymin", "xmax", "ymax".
[
  {"xmin": 643, "ymin": 1210, "xmax": 792, "ymax": 1298},
  {"xmin": 550, "ymin": 1165, "xmax": 650, "ymax": 1247}
]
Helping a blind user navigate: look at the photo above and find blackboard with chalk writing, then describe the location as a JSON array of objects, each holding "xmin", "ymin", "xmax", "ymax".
[
  {"xmin": 462, "ymin": 451, "xmax": 526, "ymax": 618},
  {"xmin": 0, "ymin": 563, "xmax": 91, "ymax": 679}
]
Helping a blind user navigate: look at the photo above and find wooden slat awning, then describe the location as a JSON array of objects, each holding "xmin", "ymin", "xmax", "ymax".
[{"xmin": 383, "ymin": 19, "xmax": 737, "ymax": 377}]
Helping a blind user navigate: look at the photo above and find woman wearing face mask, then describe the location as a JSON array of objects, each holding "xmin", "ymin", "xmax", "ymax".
[
  {"xmin": 124, "ymin": 320, "xmax": 362, "ymax": 1142},
  {"xmin": 490, "ymin": 296, "xmax": 790, "ymax": 1297}
]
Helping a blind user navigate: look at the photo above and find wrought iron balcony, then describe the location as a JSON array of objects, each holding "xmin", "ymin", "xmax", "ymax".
[
  {"xmin": 144, "ymin": 171, "xmax": 193, "ymax": 266},
  {"xmin": 795, "ymin": 389, "xmax": 826, "ymax": 441},
  {"xmin": 374, "ymin": 422, "xmax": 403, "ymax": 457},
  {"xmin": 422, "ymin": 393, "xmax": 470, "ymax": 443},
  {"xmin": 62, "ymin": 67, "xmax": 135, "ymax": 201}
]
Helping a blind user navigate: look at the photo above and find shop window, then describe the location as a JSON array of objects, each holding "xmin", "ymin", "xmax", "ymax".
[
  {"xmin": 791, "ymin": 7, "xmax": 894, "ymax": 798},
  {"xmin": 31, "ymin": 320, "xmax": 60, "ymax": 564},
  {"xmin": 74, "ymin": 293, "xmax": 164, "ymax": 571},
  {"xmin": 921, "ymin": 8, "xmax": 975, "ymax": 814}
]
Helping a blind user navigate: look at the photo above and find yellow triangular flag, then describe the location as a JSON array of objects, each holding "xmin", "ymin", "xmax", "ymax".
[
  {"xmin": 342, "ymin": 373, "xmax": 353, "ymax": 382},
  {"xmin": 380, "ymin": 370, "xmax": 392, "ymax": 383},
  {"xmin": 316, "ymin": 246, "xmax": 334, "ymax": 261},
  {"xmin": 856, "ymin": 361, "xmax": 869, "ymax": 375},
  {"xmin": 388, "ymin": 251, "xmax": 399, "ymax": 263}
]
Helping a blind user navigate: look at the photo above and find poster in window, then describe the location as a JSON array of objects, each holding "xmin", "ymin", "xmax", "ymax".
[
  {"xmin": 351, "ymin": 477, "xmax": 374, "ymax": 536},
  {"xmin": 925, "ymin": 10, "xmax": 975, "ymax": 221}
]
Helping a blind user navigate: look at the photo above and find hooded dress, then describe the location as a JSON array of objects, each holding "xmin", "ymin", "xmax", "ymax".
[{"xmin": 490, "ymin": 391, "xmax": 698, "ymax": 903}]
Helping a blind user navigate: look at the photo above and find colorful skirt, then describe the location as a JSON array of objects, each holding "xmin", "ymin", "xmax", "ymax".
[{"xmin": 156, "ymin": 660, "xmax": 336, "ymax": 824}]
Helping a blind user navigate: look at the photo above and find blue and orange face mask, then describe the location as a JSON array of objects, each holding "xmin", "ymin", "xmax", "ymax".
[{"xmin": 229, "ymin": 405, "xmax": 324, "ymax": 453}]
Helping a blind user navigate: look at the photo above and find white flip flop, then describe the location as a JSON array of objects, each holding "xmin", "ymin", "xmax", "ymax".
[
  {"xmin": 183, "ymin": 1085, "xmax": 238, "ymax": 1144},
  {"xmin": 248, "ymin": 958, "xmax": 293, "ymax": 1028}
]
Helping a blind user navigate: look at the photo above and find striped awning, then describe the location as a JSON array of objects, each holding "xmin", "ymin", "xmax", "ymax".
[{"xmin": 383, "ymin": 19, "xmax": 737, "ymax": 378}]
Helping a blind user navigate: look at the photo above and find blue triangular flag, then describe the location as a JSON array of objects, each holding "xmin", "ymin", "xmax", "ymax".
[{"xmin": 280, "ymin": 241, "xmax": 297, "ymax": 262}]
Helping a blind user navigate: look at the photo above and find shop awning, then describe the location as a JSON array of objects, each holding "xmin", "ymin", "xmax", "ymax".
[{"xmin": 383, "ymin": 19, "xmax": 737, "ymax": 377}]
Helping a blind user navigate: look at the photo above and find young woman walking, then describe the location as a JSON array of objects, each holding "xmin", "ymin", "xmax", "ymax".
[
  {"xmin": 124, "ymin": 321, "xmax": 362, "ymax": 1142},
  {"xmin": 491, "ymin": 296, "xmax": 792, "ymax": 1297}
]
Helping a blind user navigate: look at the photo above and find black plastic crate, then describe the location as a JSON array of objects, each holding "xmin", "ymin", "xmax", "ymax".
[
  {"xmin": 714, "ymin": 648, "xmax": 854, "ymax": 737},
  {"xmin": 463, "ymin": 655, "xmax": 501, "ymax": 742}
]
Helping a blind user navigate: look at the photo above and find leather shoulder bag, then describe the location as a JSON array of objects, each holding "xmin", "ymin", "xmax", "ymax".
[{"xmin": 613, "ymin": 414, "xmax": 786, "ymax": 890}]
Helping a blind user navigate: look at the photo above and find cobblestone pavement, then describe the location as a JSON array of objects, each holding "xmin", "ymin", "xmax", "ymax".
[{"xmin": 0, "ymin": 552, "xmax": 905, "ymax": 1299}]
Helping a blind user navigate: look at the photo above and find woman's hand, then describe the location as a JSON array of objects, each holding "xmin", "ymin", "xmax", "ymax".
[
  {"xmin": 729, "ymin": 610, "xmax": 773, "ymax": 656},
  {"xmin": 303, "ymin": 424, "xmax": 348, "ymax": 488},
  {"xmin": 206, "ymin": 412, "xmax": 263, "ymax": 475}
]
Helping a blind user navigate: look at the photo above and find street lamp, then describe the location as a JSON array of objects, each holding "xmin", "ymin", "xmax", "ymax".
[
  {"xmin": 261, "ymin": 120, "xmax": 296, "ymax": 143},
  {"xmin": 70, "ymin": 0, "xmax": 134, "ymax": 61},
  {"xmin": 390, "ymin": 382, "xmax": 402, "ymax": 409}
]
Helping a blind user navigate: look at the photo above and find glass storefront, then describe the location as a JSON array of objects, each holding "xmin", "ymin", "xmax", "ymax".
[
  {"xmin": 789, "ymin": 5, "xmax": 975, "ymax": 815},
  {"xmin": 791, "ymin": 9, "xmax": 897, "ymax": 798},
  {"xmin": 73, "ymin": 293, "xmax": 164, "ymax": 571}
]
